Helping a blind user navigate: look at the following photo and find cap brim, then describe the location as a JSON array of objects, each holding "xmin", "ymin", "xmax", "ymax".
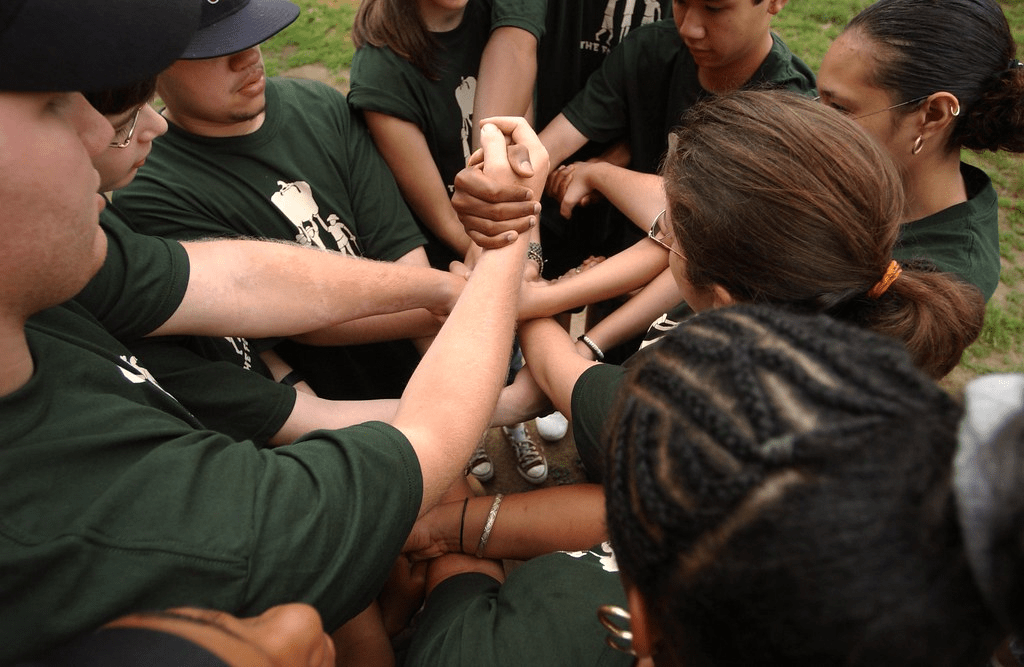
[
  {"xmin": 180, "ymin": 0, "xmax": 299, "ymax": 59},
  {"xmin": 0, "ymin": 0, "xmax": 201, "ymax": 92}
]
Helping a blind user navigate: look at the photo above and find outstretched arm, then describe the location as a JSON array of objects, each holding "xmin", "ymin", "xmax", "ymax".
[
  {"xmin": 405, "ymin": 484, "xmax": 607, "ymax": 562},
  {"xmin": 363, "ymin": 111, "xmax": 475, "ymax": 259},
  {"xmin": 152, "ymin": 243, "xmax": 463, "ymax": 339},
  {"xmin": 392, "ymin": 118, "xmax": 550, "ymax": 513},
  {"xmin": 518, "ymin": 316, "xmax": 600, "ymax": 420},
  {"xmin": 472, "ymin": 26, "xmax": 537, "ymax": 150},
  {"xmin": 517, "ymin": 236, "xmax": 669, "ymax": 319},
  {"xmin": 580, "ymin": 268, "xmax": 683, "ymax": 355}
]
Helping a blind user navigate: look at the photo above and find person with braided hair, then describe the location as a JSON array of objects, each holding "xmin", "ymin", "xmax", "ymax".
[
  {"xmin": 398, "ymin": 304, "xmax": 1012, "ymax": 667},
  {"xmin": 816, "ymin": 0, "xmax": 1022, "ymax": 302}
]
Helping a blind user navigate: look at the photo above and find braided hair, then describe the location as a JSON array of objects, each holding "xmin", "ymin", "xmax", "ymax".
[{"xmin": 604, "ymin": 304, "xmax": 1000, "ymax": 667}]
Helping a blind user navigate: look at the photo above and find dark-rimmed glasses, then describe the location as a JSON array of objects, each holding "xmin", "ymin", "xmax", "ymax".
[
  {"xmin": 648, "ymin": 209, "xmax": 685, "ymax": 259},
  {"xmin": 109, "ymin": 105, "xmax": 144, "ymax": 148}
]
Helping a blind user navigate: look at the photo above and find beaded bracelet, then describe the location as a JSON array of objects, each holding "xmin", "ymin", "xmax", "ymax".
[
  {"xmin": 578, "ymin": 334, "xmax": 605, "ymax": 362},
  {"xmin": 527, "ymin": 242, "xmax": 545, "ymax": 275},
  {"xmin": 476, "ymin": 493, "xmax": 504, "ymax": 558}
]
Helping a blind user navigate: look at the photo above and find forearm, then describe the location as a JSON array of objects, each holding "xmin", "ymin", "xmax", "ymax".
[
  {"xmin": 472, "ymin": 26, "xmax": 537, "ymax": 150},
  {"xmin": 269, "ymin": 393, "xmax": 399, "ymax": 446},
  {"xmin": 583, "ymin": 163, "xmax": 666, "ymax": 232},
  {"xmin": 431, "ymin": 485, "xmax": 607, "ymax": 560},
  {"xmin": 290, "ymin": 309, "xmax": 441, "ymax": 346},
  {"xmin": 539, "ymin": 113, "xmax": 589, "ymax": 169},
  {"xmin": 518, "ymin": 238, "xmax": 668, "ymax": 319},
  {"xmin": 584, "ymin": 268, "xmax": 683, "ymax": 352},
  {"xmin": 154, "ymin": 240, "xmax": 460, "ymax": 337},
  {"xmin": 393, "ymin": 235, "xmax": 529, "ymax": 512},
  {"xmin": 519, "ymin": 316, "xmax": 599, "ymax": 418}
]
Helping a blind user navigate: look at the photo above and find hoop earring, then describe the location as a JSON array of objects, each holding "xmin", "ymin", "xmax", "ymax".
[
  {"xmin": 597, "ymin": 604, "xmax": 636, "ymax": 656},
  {"xmin": 951, "ymin": 103, "xmax": 960, "ymax": 117},
  {"xmin": 912, "ymin": 136, "xmax": 924, "ymax": 155}
]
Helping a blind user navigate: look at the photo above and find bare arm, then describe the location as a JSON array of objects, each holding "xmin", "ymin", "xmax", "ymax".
[
  {"xmin": 363, "ymin": 111, "xmax": 475, "ymax": 259},
  {"xmin": 538, "ymin": 112, "xmax": 590, "ymax": 170},
  {"xmin": 517, "ymin": 237, "xmax": 669, "ymax": 319},
  {"xmin": 518, "ymin": 316, "xmax": 600, "ymax": 420},
  {"xmin": 582, "ymin": 268, "xmax": 683, "ymax": 354},
  {"xmin": 392, "ymin": 119, "xmax": 549, "ymax": 513},
  {"xmin": 151, "ymin": 241, "xmax": 462, "ymax": 338},
  {"xmin": 405, "ymin": 484, "xmax": 607, "ymax": 561},
  {"xmin": 551, "ymin": 160, "xmax": 665, "ymax": 224},
  {"xmin": 472, "ymin": 26, "xmax": 537, "ymax": 149}
]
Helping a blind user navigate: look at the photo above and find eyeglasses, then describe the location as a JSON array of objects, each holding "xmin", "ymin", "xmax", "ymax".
[
  {"xmin": 109, "ymin": 105, "xmax": 144, "ymax": 148},
  {"xmin": 815, "ymin": 94, "xmax": 928, "ymax": 120},
  {"xmin": 648, "ymin": 209, "xmax": 685, "ymax": 259}
]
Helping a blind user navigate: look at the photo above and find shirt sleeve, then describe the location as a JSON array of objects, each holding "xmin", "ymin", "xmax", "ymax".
[
  {"xmin": 490, "ymin": 0, "xmax": 546, "ymax": 38},
  {"xmin": 571, "ymin": 363, "xmax": 628, "ymax": 482},
  {"xmin": 74, "ymin": 209, "xmax": 189, "ymax": 340}
]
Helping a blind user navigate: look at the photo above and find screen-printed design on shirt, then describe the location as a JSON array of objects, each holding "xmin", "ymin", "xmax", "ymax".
[
  {"xmin": 271, "ymin": 180, "xmax": 361, "ymax": 256},
  {"xmin": 455, "ymin": 76, "xmax": 477, "ymax": 166},
  {"xmin": 587, "ymin": 0, "xmax": 664, "ymax": 53}
]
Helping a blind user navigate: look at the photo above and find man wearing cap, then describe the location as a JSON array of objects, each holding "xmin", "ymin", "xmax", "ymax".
[
  {"xmin": 116, "ymin": 0, "xmax": 436, "ymax": 403},
  {"xmin": 0, "ymin": 0, "xmax": 545, "ymax": 662}
]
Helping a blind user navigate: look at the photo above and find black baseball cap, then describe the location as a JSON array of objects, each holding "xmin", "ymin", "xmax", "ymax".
[
  {"xmin": 0, "ymin": 0, "xmax": 202, "ymax": 92},
  {"xmin": 180, "ymin": 0, "xmax": 300, "ymax": 59}
]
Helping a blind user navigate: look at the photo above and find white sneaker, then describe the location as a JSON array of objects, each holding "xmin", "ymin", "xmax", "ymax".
[
  {"xmin": 535, "ymin": 411, "xmax": 569, "ymax": 441},
  {"xmin": 503, "ymin": 426, "xmax": 547, "ymax": 484},
  {"xmin": 465, "ymin": 441, "xmax": 494, "ymax": 482}
]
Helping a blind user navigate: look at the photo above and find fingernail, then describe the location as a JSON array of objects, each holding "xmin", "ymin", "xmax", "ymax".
[{"xmin": 528, "ymin": 216, "xmax": 537, "ymax": 228}]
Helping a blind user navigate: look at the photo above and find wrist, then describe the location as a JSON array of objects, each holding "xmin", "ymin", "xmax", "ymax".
[{"xmin": 578, "ymin": 334, "xmax": 605, "ymax": 361}]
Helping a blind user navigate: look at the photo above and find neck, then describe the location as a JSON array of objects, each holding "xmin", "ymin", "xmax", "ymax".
[
  {"xmin": 901, "ymin": 152, "xmax": 967, "ymax": 223},
  {"xmin": 420, "ymin": 3, "xmax": 465, "ymax": 32},
  {"xmin": 0, "ymin": 314, "xmax": 33, "ymax": 397},
  {"xmin": 697, "ymin": 32, "xmax": 774, "ymax": 93},
  {"xmin": 162, "ymin": 108, "xmax": 266, "ymax": 138}
]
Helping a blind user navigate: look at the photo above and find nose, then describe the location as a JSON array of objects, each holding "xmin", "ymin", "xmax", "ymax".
[
  {"xmin": 228, "ymin": 45, "xmax": 262, "ymax": 71},
  {"xmin": 677, "ymin": 8, "xmax": 706, "ymax": 41},
  {"xmin": 138, "ymin": 104, "xmax": 168, "ymax": 142}
]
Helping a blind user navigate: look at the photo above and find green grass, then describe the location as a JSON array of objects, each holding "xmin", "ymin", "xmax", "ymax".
[
  {"xmin": 262, "ymin": 0, "xmax": 358, "ymax": 87},
  {"xmin": 262, "ymin": 0, "xmax": 1024, "ymax": 388}
]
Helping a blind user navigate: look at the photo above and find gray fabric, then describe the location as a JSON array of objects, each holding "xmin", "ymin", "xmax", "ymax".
[{"xmin": 954, "ymin": 373, "xmax": 1024, "ymax": 621}]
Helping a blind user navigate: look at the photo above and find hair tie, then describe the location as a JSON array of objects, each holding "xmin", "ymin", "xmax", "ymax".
[
  {"xmin": 867, "ymin": 260, "xmax": 902, "ymax": 299},
  {"xmin": 1009, "ymin": 59, "xmax": 1023, "ymax": 71}
]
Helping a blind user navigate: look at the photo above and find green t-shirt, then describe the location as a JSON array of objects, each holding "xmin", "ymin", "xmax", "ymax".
[
  {"xmin": 406, "ymin": 543, "xmax": 630, "ymax": 667},
  {"xmin": 349, "ymin": 0, "xmax": 544, "ymax": 268},
  {"xmin": 0, "ymin": 223, "xmax": 423, "ymax": 664},
  {"xmin": 117, "ymin": 77, "xmax": 424, "ymax": 261},
  {"xmin": 894, "ymin": 162, "xmax": 1001, "ymax": 301},
  {"xmin": 97, "ymin": 205, "xmax": 295, "ymax": 445},
  {"xmin": 115, "ymin": 77, "xmax": 428, "ymax": 401},
  {"xmin": 571, "ymin": 363, "xmax": 628, "ymax": 481},
  {"xmin": 534, "ymin": 0, "xmax": 673, "ymax": 277},
  {"xmin": 563, "ymin": 21, "xmax": 817, "ymax": 175}
]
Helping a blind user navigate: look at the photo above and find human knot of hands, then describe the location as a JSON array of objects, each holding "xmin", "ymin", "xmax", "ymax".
[{"xmin": 453, "ymin": 117, "xmax": 549, "ymax": 249}]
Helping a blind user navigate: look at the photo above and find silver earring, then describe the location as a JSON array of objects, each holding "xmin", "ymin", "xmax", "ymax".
[
  {"xmin": 951, "ymin": 103, "xmax": 960, "ymax": 117},
  {"xmin": 597, "ymin": 604, "xmax": 636, "ymax": 655},
  {"xmin": 912, "ymin": 136, "xmax": 924, "ymax": 155}
]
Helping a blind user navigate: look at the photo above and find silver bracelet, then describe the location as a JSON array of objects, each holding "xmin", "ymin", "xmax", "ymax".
[
  {"xmin": 527, "ymin": 242, "xmax": 545, "ymax": 275},
  {"xmin": 476, "ymin": 493, "xmax": 504, "ymax": 558},
  {"xmin": 578, "ymin": 334, "xmax": 605, "ymax": 361}
]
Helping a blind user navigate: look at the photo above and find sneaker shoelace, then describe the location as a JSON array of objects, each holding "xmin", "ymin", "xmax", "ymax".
[{"xmin": 513, "ymin": 438, "xmax": 544, "ymax": 470}]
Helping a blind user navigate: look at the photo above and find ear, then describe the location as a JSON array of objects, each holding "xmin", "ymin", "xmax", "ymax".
[
  {"xmin": 765, "ymin": 0, "xmax": 789, "ymax": 16},
  {"xmin": 710, "ymin": 284, "xmax": 736, "ymax": 308},
  {"xmin": 918, "ymin": 91, "xmax": 961, "ymax": 142},
  {"xmin": 626, "ymin": 585, "xmax": 661, "ymax": 660}
]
